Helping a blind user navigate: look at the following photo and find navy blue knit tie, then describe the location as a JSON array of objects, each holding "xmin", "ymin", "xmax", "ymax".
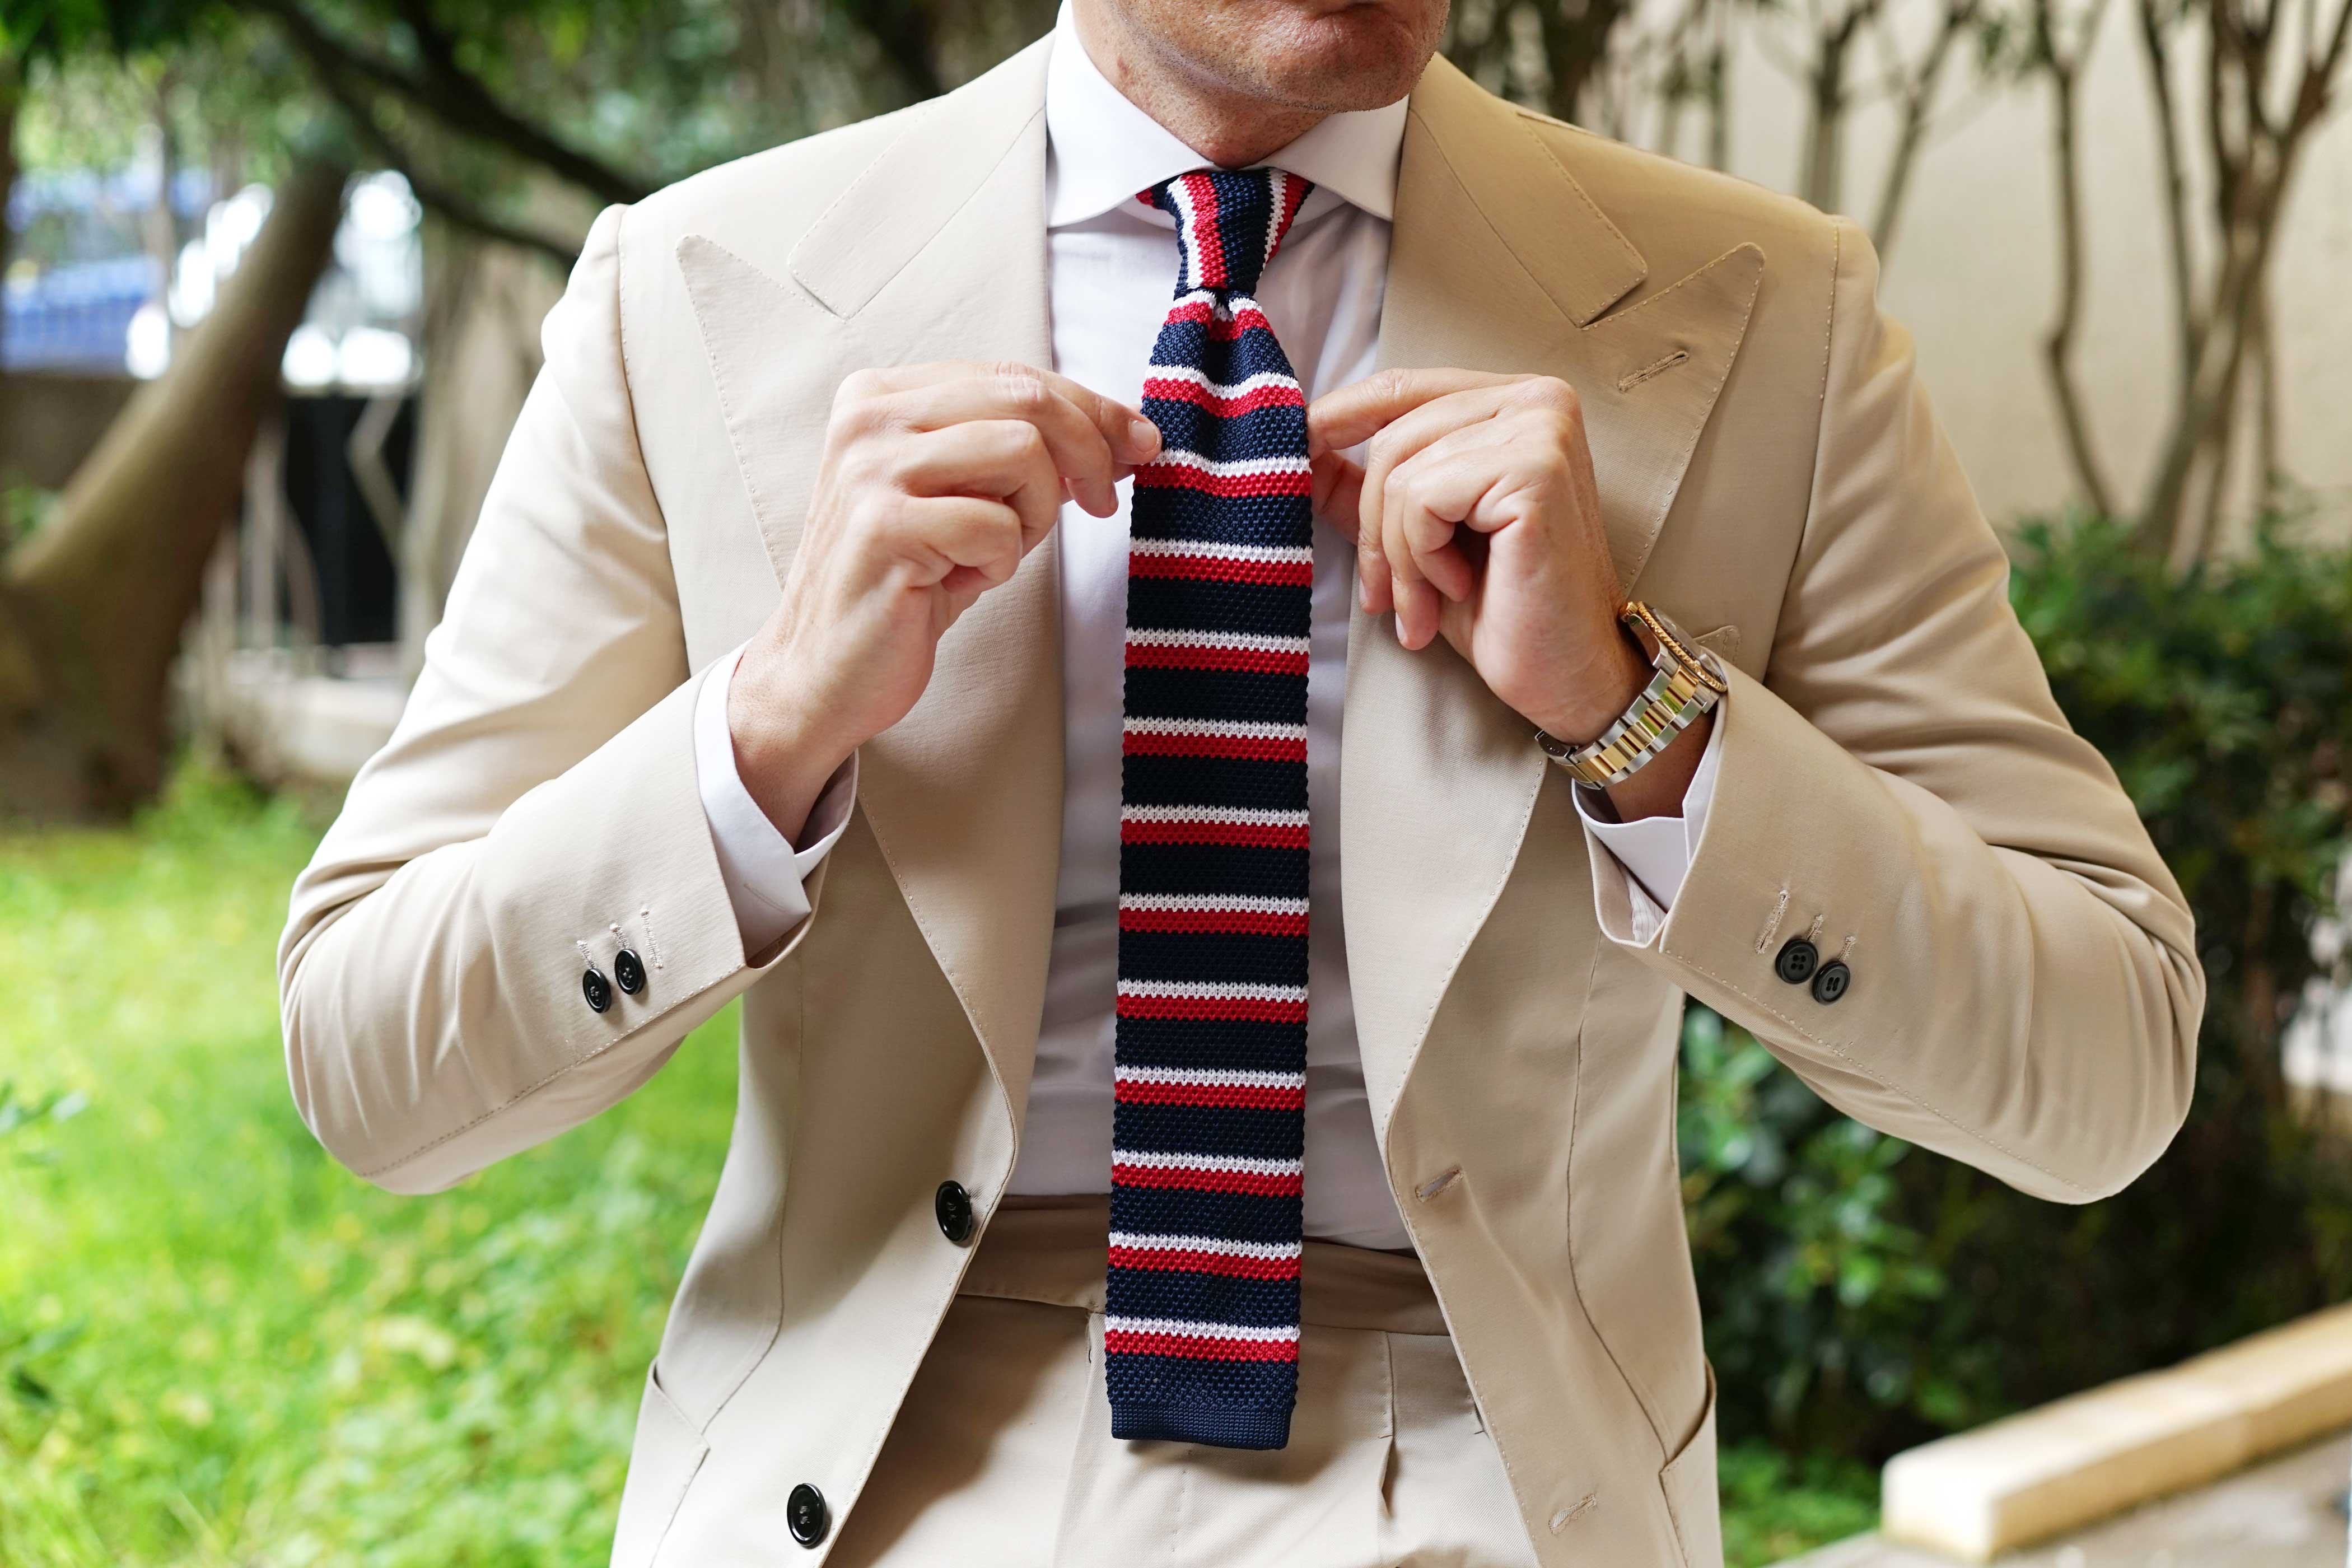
[{"xmin": 1107, "ymin": 167, "xmax": 1314, "ymax": 1452}]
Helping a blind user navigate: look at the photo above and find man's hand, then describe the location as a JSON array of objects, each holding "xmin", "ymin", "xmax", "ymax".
[
  {"xmin": 1307, "ymin": 368, "xmax": 1706, "ymax": 822},
  {"xmin": 731, "ymin": 361, "xmax": 1163, "ymax": 841}
]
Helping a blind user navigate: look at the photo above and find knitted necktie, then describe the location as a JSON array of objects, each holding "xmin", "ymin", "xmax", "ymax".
[{"xmin": 1108, "ymin": 166, "xmax": 1315, "ymax": 1452}]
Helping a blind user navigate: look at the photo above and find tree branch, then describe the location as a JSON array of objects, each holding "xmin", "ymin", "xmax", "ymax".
[
  {"xmin": 310, "ymin": 58, "xmax": 582, "ymax": 269},
  {"xmin": 2135, "ymin": 0, "xmax": 2201, "ymax": 379},
  {"xmin": 2034, "ymin": 0, "xmax": 2120, "ymax": 519},
  {"xmin": 838, "ymin": 0, "xmax": 946, "ymax": 102},
  {"xmin": 386, "ymin": 0, "xmax": 650, "ymax": 204},
  {"xmin": 254, "ymin": 0, "xmax": 651, "ymax": 207},
  {"xmin": 1868, "ymin": 0, "xmax": 1981, "ymax": 263}
]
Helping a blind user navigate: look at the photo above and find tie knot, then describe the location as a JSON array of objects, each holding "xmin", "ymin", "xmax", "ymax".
[{"xmin": 1141, "ymin": 168, "xmax": 1313, "ymax": 298}]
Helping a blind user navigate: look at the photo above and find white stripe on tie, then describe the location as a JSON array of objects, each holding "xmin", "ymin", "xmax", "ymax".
[
  {"xmin": 1122, "ymin": 717, "xmax": 1306, "ymax": 740},
  {"xmin": 1118, "ymin": 893, "xmax": 1310, "ymax": 914},
  {"xmin": 1106, "ymin": 1317, "xmax": 1301, "ymax": 1343},
  {"xmin": 1116, "ymin": 980, "xmax": 1309, "ymax": 1003},
  {"xmin": 1146, "ymin": 366, "xmax": 1304, "ymax": 399},
  {"xmin": 1150, "ymin": 450, "xmax": 1312, "ymax": 479},
  {"xmin": 1128, "ymin": 538, "xmax": 1313, "ymax": 565},
  {"xmin": 1124, "ymin": 628, "xmax": 1312, "ymax": 654},
  {"xmin": 1114, "ymin": 1066, "xmax": 1308, "ymax": 1089},
  {"xmin": 1110, "ymin": 1150, "xmax": 1305, "ymax": 1177},
  {"xmin": 1120, "ymin": 806, "xmax": 1309, "ymax": 827},
  {"xmin": 1110, "ymin": 1231, "xmax": 1306, "ymax": 1260}
]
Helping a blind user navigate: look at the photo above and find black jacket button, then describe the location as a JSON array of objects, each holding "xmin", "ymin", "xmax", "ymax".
[
  {"xmin": 1774, "ymin": 937, "xmax": 1819, "ymax": 984},
  {"xmin": 614, "ymin": 948, "xmax": 646, "ymax": 996},
  {"xmin": 581, "ymin": 965, "xmax": 613, "ymax": 1014},
  {"xmin": 786, "ymin": 1481, "xmax": 828, "ymax": 1547},
  {"xmin": 1811, "ymin": 961, "xmax": 1851, "ymax": 1005},
  {"xmin": 934, "ymin": 1180, "xmax": 976, "ymax": 1244}
]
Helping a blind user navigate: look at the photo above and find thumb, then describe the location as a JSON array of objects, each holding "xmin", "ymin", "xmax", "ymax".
[{"xmin": 1311, "ymin": 451, "xmax": 1364, "ymax": 542}]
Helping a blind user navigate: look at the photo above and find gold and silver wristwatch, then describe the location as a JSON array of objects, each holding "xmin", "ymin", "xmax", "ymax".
[{"xmin": 1534, "ymin": 603, "xmax": 1728, "ymax": 789}]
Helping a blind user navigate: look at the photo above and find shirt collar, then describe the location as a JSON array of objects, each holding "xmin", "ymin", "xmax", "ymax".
[{"xmin": 1043, "ymin": 2, "xmax": 1408, "ymax": 229}]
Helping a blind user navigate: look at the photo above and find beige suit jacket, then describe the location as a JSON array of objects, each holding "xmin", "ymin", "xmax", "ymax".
[{"xmin": 279, "ymin": 39, "xmax": 2202, "ymax": 1568}]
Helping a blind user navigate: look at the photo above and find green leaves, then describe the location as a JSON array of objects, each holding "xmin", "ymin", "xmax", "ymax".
[{"xmin": 1684, "ymin": 510, "xmax": 2352, "ymax": 1483}]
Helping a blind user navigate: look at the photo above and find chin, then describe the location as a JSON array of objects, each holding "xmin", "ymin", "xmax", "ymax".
[{"xmin": 1154, "ymin": 0, "xmax": 1450, "ymax": 113}]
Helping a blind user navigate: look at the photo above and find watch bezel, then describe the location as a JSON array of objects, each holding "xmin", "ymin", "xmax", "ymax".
[{"xmin": 1623, "ymin": 604, "xmax": 1730, "ymax": 696}]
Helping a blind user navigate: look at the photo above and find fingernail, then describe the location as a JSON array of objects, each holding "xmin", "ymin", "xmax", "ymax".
[{"xmin": 1128, "ymin": 417, "xmax": 1161, "ymax": 457}]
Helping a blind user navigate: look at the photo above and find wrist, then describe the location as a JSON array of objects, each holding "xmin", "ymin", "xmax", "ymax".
[
  {"xmin": 1525, "ymin": 624, "xmax": 1651, "ymax": 745},
  {"xmin": 728, "ymin": 651, "xmax": 857, "ymax": 843}
]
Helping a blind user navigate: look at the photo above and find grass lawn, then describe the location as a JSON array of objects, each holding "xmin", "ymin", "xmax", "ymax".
[{"xmin": 0, "ymin": 765, "xmax": 1876, "ymax": 1566}]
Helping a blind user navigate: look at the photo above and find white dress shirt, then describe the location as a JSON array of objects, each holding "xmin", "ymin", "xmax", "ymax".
[{"xmin": 693, "ymin": 6, "xmax": 1723, "ymax": 1249}]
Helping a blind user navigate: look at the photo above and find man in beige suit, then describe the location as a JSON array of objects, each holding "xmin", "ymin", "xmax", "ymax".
[{"xmin": 278, "ymin": 0, "xmax": 2202, "ymax": 1561}]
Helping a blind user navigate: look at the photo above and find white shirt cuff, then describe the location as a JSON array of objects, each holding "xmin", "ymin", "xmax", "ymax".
[
  {"xmin": 1575, "ymin": 706, "xmax": 1726, "ymax": 944},
  {"xmin": 693, "ymin": 643, "xmax": 858, "ymax": 956}
]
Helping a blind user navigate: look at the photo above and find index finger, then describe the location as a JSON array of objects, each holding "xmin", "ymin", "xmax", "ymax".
[
  {"xmin": 1306, "ymin": 368, "xmax": 1519, "ymax": 456},
  {"xmin": 887, "ymin": 363, "xmax": 1163, "ymax": 516},
  {"xmin": 874, "ymin": 361, "xmax": 1163, "ymax": 466}
]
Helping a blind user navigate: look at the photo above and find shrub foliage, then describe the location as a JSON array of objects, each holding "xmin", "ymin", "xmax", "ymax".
[{"xmin": 1686, "ymin": 515, "xmax": 2352, "ymax": 1458}]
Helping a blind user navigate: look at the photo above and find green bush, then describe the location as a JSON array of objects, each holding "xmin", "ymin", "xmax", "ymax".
[{"xmin": 1686, "ymin": 513, "xmax": 2352, "ymax": 1460}]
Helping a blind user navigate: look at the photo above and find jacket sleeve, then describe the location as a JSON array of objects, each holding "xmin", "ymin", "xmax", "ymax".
[
  {"xmin": 1588, "ymin": 216, "xmax": 2202, "ymax": 1202},
  {"xmin": 277, "ymin": 205, "xmax": 820, "ymax": 1195}
]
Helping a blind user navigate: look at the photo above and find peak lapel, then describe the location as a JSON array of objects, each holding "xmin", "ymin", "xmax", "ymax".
[
  {"xmin": 1347, "ymin": 59, "xmax": 1766, "ymax": 1135},
  {"xmin": 678, "ymin": 39, "xmax": 1062, "ymax": 1137}
]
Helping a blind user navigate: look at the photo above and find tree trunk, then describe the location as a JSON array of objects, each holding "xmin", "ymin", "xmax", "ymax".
[
  {"xmin": 1870, "ymin": 0, "xmax": 1979, "ymax": 268},
  {"xmin": 2038, "ymin": 45, "xmax": 2118, "ymax": 517},
  {"xmin": 0, "ymin": 161, "xmax": 348, "ymax": 819},
  {"xmin": 2137, "ymin": 168, "xmax": 2289, "ymax": 556},
  {"xmin": 1800, "ymin": 35, "xmax": 1849, "ymax": 212}
]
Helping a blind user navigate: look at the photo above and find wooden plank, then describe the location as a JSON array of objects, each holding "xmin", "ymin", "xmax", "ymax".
[{"xmin": 1879, "ymin": 1303, "xmax": 2352, "ymax": 1560}]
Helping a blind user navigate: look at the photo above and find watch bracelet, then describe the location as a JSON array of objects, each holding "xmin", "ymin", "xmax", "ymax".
[
  {"xmin": 1537, "ymin": 635, "xmax": 1720, "ymax": 788},
  {"xmin": 1564, "ymin": 665, "xmax": 1708, "ymax": 787}
]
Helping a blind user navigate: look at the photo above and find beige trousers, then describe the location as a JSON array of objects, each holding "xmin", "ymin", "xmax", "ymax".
[{"xmin": 829, "ymin": 1197, "xmax": 1543, "ymax": 1567}]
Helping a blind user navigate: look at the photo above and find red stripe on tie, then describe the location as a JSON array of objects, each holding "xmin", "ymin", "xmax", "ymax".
[
  {"xmin": 1108, "ymin": 1244, "xmax": 1303, "ymax": 1280},
  {"xmin": 1160, "ymin": 301, "xmax": 1276, "ymax": 339},
  {"xmin": 1120, "ymin": 818, "xmax": 1309, "ymax": 849},
  {"xmin": 1183, "ymin": 172, "xmax": 1225, "ymax": 289},
  {"xmin": 1131, "ymin": 466, "xmax": 1312, "ymax": 500},
  {"xmin": 1122, "ymin": 730, "xmax": 1306, "ymax": 763},
  {"xmin": 1127, "ymin": 552, "xmax": 1314, "ymax": 587},
  {"xmin": 1104, "ymin": 1328, "xmax": 1299, "ymax": 1362},
  {"xmin": 1113, "ymin": 1161, "xmax": 1305, "ymax": 1197},
  {"xmin": 1276, "ymin": 171, "xmax": 1308, "ymax": 250},
  {"xmin": 1116, "ymin": 992, "xmax": 1309, "ymax": 1024},
  {"xmin": 1142, "ymin": 377, "xmax": 1305, "ymax": 418},
  {"xmin": 1115, "ymin": 1078, "xmax": 1308, "ymax": 1111},
  {"xmin": 1119, "ymin": 906, "xmax": 1310, "ymax": 938},
  {"xmin": 1208, "ymin": 309, "xmax": 1276, "ymax": 342},
  {"xmin": 1126, "ymin": 641, "xmax": 1310, "ymax": 677}
]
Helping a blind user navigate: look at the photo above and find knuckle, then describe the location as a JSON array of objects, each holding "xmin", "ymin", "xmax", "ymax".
[
  {"xmin": 1528, "ymin": 375, "xmax": 1579, "ymax": 411},
  {"xmin": 988, "ymin": 362, "xmax": 1051, "ymax": 413},
  {"xmin": 1006, "ymin": 421, "xmax": 1050, "ymax": 463},
  {"xmin": 829, "ymin": 375, "xmax": 891, "ymax": 440},
  {"xmin": 1374, "ymin": 367, "xmax": 1416, "ymax": 405},
  {"xmin": 1524, "ymin": 377, "xmax": 1584, "ymax": 433}
]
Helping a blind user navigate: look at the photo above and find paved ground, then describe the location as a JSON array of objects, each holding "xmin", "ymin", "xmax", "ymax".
[{"xmin": 1777, "ymin": 1430, "xmax": 2350, "ymax": 1567}]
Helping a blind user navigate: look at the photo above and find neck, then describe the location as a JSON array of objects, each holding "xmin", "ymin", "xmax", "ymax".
[{"xmin": 1072, "ymin": 1, "xmax": 1328, "ymax": 168}]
